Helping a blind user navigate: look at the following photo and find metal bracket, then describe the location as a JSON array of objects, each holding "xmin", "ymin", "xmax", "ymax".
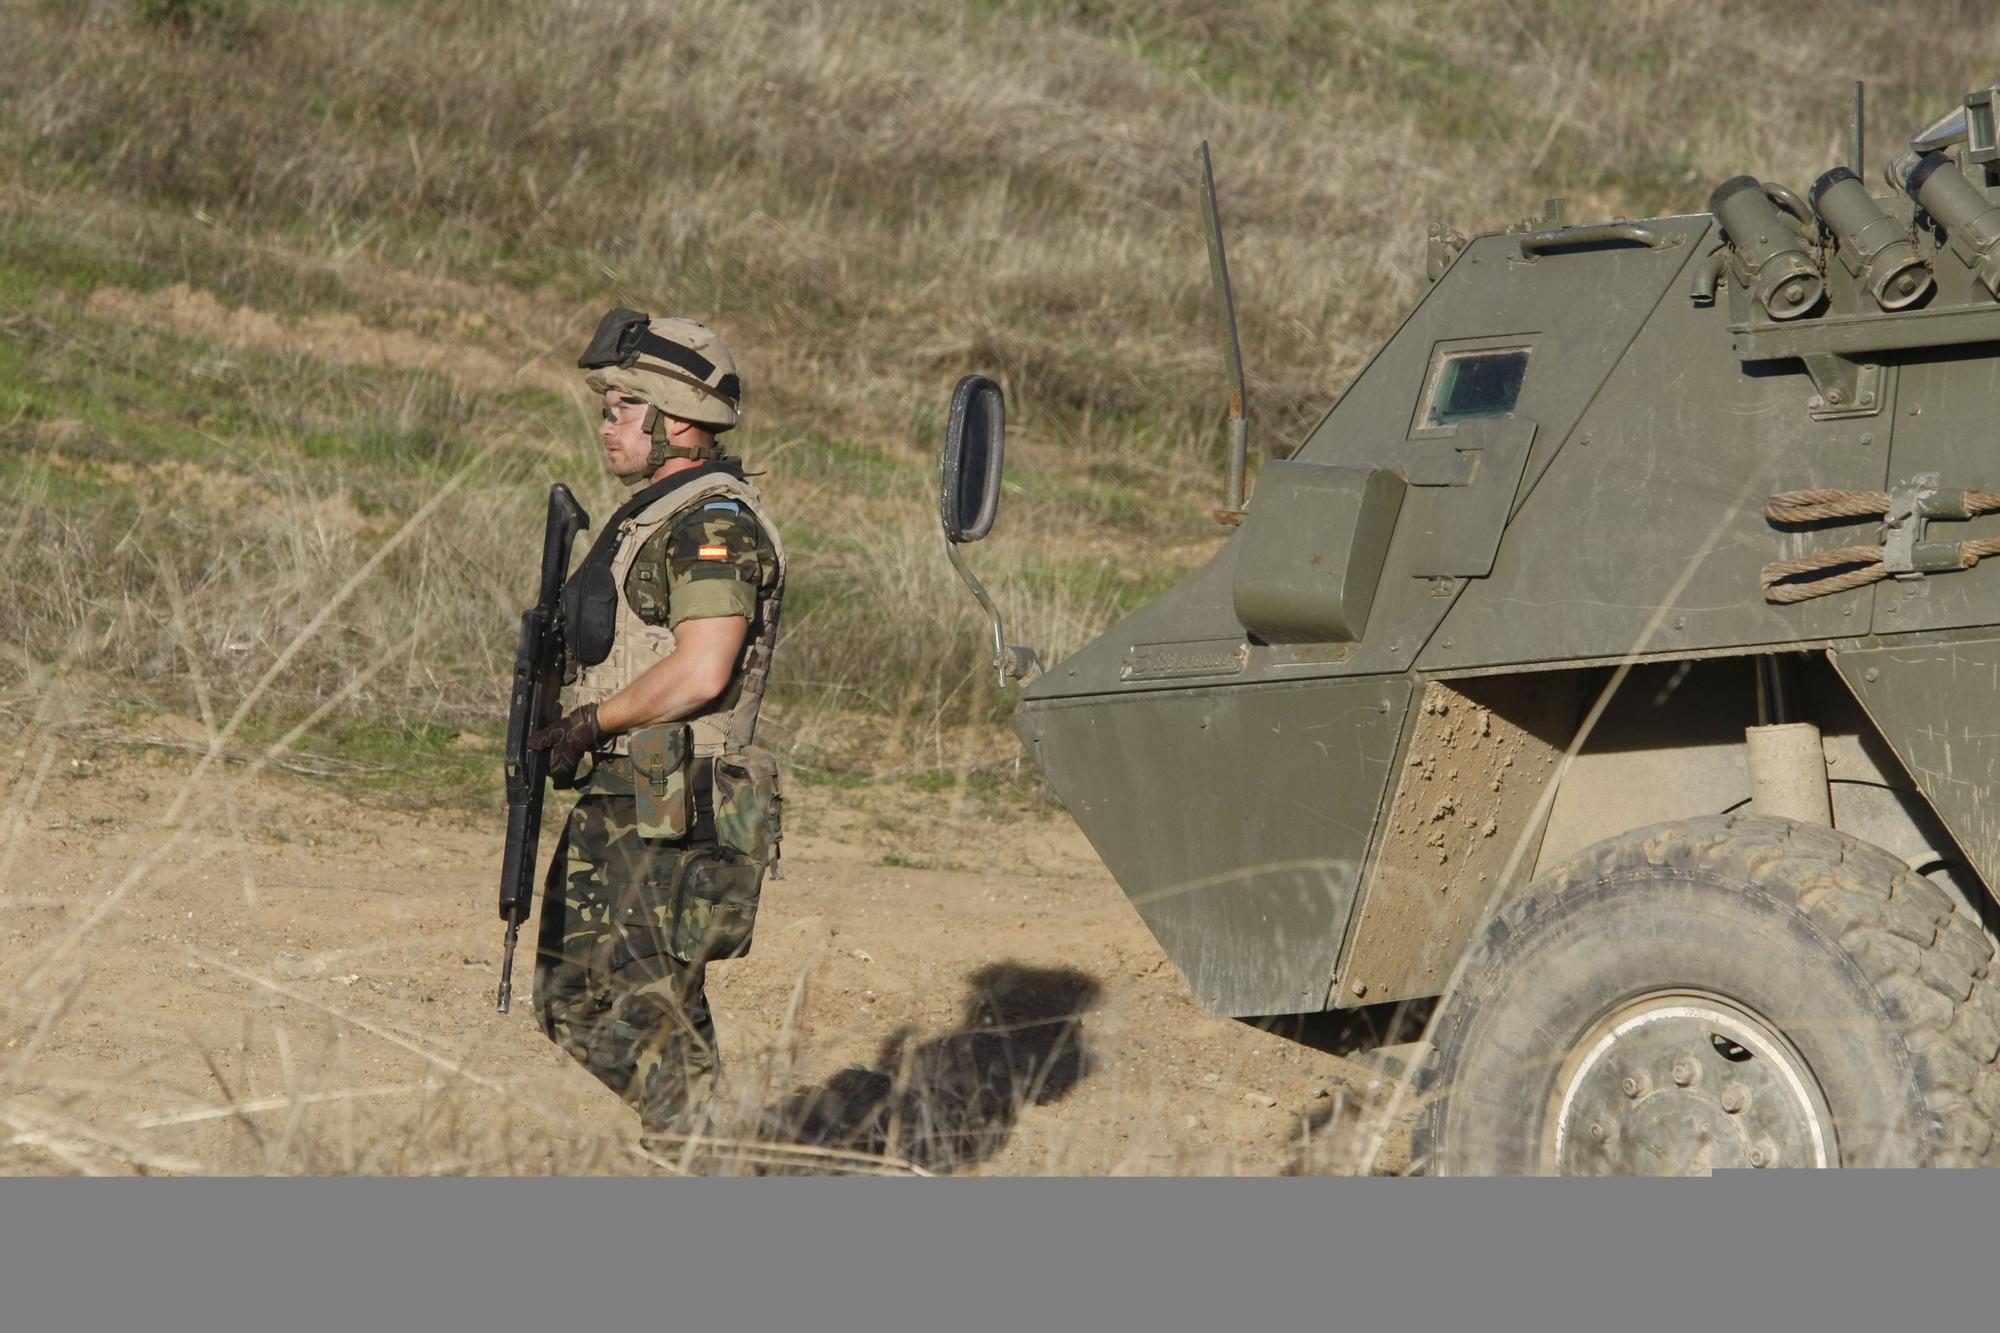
[
  {"xmin": 944, "ymin": 539, "xmax": 1041, "ymax": 685},
  {"xmin": 1879, "ymin": 472, "xmax": 1972, "ymax": 576},
  {"xmin": 1802, "ymin": 353, "xmax": 1887, "ymax": 419},
  {"xmin": 1426, "ymin": 223, "xmax": 1469, "ymax": 282}
]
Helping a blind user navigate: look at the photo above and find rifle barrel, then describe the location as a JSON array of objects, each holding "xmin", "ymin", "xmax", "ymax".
[
  {"xmin": 496, "ymin": 920, "xmax": 521, "ymax": 1014},
  {"xmin": 494, "ymin": 483, "xmax": 590, "ymax": 1017}
]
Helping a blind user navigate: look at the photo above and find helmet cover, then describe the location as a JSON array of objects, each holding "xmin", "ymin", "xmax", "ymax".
[{"xmin": 581, "ymin": 312, "xmax": 741, "ymax": 433}]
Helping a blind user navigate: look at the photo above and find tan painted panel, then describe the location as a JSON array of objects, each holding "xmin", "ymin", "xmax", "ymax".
[
  {"xmin": 1338, "ymin": 674, "xmax": 1576, "ymax": 1006},
  {"xmin": 1535, "ymin": 741, "xmax": 1752, "ymax": 872},
  {"xmin": 1532, "ymin": 661, "xmax": 1759, "ymax": 873}
]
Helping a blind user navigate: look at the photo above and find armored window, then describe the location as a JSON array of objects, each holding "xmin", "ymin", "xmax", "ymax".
[{"xmin": 1421, "ymin": 348, "xmax": 1530, "ymax": 428}]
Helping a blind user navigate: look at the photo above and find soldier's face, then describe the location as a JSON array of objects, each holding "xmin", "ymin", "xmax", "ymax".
[{"xmin": 600, "ymin": 391, "xmax": 653, "ymax": 478}]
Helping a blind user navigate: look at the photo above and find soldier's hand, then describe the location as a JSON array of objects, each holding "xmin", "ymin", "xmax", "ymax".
[{"xmin": 527, "ymin": 703, "xmax": 601, "ymax": 782}]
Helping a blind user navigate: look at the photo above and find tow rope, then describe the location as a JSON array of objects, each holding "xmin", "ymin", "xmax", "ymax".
[{"xmin": 1761, "ymin": 486, "xmax": 2000, "ymax": 603}]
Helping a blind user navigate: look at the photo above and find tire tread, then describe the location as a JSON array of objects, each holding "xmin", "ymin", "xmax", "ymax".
[{"xmin": 1414, "ymin": 813, "xmax": 2000, "ymax": 1171}]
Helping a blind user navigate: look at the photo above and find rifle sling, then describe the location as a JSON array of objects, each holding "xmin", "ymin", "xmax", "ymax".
[{"xmin": 572, "ymin": 462, "xmax": 748, "ymax": 575}]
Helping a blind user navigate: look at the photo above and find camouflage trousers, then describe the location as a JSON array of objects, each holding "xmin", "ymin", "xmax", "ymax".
[{"xmin": 533, "ymin": 794, "xmax": 718, "ymax": 1134}]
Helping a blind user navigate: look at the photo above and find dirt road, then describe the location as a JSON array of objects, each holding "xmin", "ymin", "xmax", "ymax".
[{"xmin": 0, "ymin": 732, "xmax": 1414, "ymax": 1175}]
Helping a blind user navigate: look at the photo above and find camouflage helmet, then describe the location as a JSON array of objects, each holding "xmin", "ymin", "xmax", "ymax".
[{"xmin": 579, "ymin": 310, "xmax": 742, "ymax": 436}]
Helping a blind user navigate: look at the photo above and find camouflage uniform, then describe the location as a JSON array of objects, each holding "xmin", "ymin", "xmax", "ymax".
[{"xmin": 534, "ymin": 464, "xmax": 783, "ymax": 1134}]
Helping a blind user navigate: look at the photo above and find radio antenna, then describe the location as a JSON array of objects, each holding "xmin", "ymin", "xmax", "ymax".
[
  {"xmin": 1851, "ymin": 80, "xmax": 1865, "ymax": 177},
  {"xmin": 1199, "ymin": 141, "xmax": 1250, "ymax": 525}
]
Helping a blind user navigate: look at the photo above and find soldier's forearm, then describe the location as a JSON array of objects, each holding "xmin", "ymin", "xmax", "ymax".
[
  {"xmin": 597, "ymin": 660, "xmax": 720, "ymax": 734},
  {"xmin": 594, "ymin": 618, "xmax": 747, "ymax": 735}
]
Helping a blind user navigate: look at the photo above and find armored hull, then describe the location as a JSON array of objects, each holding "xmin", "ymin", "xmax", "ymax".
[
  {"xmin": 929, "ymin": 85, "xmax": 2000, "ymax": 1169},
  {"xmin": 1018, "ymin": 188, "xmax": 2000, "ymax": 1020}
]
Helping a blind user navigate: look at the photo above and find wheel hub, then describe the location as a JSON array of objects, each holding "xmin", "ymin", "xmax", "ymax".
[{"xmin": 1547, "ymin": 995, "xmax": 1836, "ymax": 1174}]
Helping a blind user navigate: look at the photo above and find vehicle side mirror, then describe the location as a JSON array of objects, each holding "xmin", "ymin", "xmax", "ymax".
[
  {"xmin": 940, "ymin": 373, "xmax": 1006, "ymax": 544},
  {"xmin": 935, "ymin": 374, "xmax": 1038, "ymax": 684}
]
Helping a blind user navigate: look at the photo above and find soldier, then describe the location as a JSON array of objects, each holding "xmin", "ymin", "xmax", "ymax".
[{"xmin": 527, "ymin": 311, "xmax": 786, "ymax": 1139}]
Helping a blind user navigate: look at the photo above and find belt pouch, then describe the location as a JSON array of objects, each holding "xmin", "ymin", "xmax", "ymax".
[
  {"xmin": 628, "ymin": 722, "xmax": 693, "ymax": 840},
  {"xmin": 712, "ymin": 745, "xmax": 782, "ymax": 866}
]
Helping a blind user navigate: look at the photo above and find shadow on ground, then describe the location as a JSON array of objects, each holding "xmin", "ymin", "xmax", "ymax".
[
  {"xmin": 765, "ymin": 962, "xmax": 1101, "ymax": 1173},
  {"xmin": 1250, "ymin": 996, "xmax": 1436, "ymax": 1061},
  {"xmin": 1251, "ymin": 999, "xmax": 1434, "ymax": 1178}
]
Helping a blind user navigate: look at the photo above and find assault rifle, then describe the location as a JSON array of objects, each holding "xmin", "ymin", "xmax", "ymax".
[{"xmin": 496, "ymin": 483, "xmax": 590, "ymax": 1014}]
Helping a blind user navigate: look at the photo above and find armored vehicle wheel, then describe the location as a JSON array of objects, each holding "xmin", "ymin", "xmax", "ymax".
[{"xmin": 1415, "ymin": 814, "xmax": 2000, "ymax": 1174}]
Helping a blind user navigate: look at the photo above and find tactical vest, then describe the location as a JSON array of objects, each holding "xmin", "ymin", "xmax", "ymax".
[{"xmin": 568, "ymin": 471, "xmax": 786, "ymax": 759}]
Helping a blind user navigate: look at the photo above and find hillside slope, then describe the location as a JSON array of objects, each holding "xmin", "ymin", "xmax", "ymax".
[{"xmin": 3, "ymin": 0, "xmax": 1995, "ymax": 770}]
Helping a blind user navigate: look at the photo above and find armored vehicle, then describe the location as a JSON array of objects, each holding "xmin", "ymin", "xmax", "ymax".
[{"xmin": 938, "ymin": 83, "xmax": 2000, "ymax": 1173}]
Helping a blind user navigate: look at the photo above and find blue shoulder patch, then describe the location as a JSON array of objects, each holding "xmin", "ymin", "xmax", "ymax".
[{"xmin": 702, "ymin": 500, "xmax": 742, "ymax": 513}]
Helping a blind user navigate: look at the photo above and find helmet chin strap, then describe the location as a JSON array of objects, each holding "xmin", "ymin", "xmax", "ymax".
[{"xmin": 643, "ymin": 404, "xmax": 721, "ymax": 467}]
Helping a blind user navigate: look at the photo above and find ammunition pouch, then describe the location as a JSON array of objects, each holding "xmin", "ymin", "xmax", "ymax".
[
  {"xmin": 713, "ymin": 745, "xmax": 782, "ymax": 867},
  {"xmin": 588, "ymin": 740, "xmax": 780, "ymax": 967},
  {"xmin": 563, "ymin": 563, "xmax": 619, "ymax": 667},
  {"xmin": 594, "ymin": 842, "xmax": 762, "ymax": 975},
  {"xmin": 671, "ymin": 745, "xmax": 782, "ymax": 964},
  {"xmin": 629, "ymin": 723, "xmax": 694, "ymax": 840},
  {"xmin": 670, "ymin": 847, "xmax": 763, "ymax": 964}
]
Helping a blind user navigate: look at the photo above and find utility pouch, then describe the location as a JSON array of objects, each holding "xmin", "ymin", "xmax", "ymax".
[
  {"xmin": 670, "ymin": 847, "xmax": 763, "ymax": 964},
  {"xmin": 713, "ymin": 746, "xmax": 783, "ymax": 868},
  {"xmin": 563, "ymin": 563, "xmax": 619, "ymax": 666},
  {"xmin": 629, "ymin": 723, "xmax": 693, "ymax": 840}
]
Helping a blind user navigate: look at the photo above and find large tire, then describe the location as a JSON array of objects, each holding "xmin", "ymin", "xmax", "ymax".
[{"xmin": 1415, "ymin": 814, "xmax": 2000, "ymax": 1173}]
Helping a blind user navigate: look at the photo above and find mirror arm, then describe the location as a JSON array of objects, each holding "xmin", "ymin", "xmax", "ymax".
[
  {"xmin": 945, "ymin": 538, "xmax": 1039, "ymax": 685},
  {"xmin": 946, "ymin": 539, "xmax": 1005, "ymax": 671}
]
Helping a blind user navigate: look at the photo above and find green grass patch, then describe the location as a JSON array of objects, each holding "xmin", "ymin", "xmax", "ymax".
[
  {"xmin": 0, "ymin": 231, "xmax": 528, "ymax": 485},
  {"xmin": 1016, "ymin": 554, "xmax": 1185, "ymax": 618},
  {"xmin": 762, "ymin": 431, "xmax": 928, "ymax": 501},
  {"xmin": 0, "ymin": 215, "xmax": 159, "ymax": 301},
  {"xmin": 790, "ymin": 766, "xmax": 873, "ymax": 790},
  {"xmin": 1009, "ymin": 467, "xmax": 1173, "ymax": 529},
  {"xmin": 0, "ymin": 195, "xmax": 369, "ymax": 323},
  {"xmin": 0, "ymin": 326, "xmax": 261, "ymax": 470},
  {"xmin": 236, "ymin": 711, "xmax": 502, "ymax": 809}
]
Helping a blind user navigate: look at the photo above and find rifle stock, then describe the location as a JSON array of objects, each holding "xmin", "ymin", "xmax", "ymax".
[{"xmin": 497, "ymin": 483, "xmax": 590, "ymax": 1014}]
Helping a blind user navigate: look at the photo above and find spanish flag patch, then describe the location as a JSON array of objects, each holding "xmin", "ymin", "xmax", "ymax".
[{"xmin": 697, "ymin": 543, "xmax": 729, "ymax": 561}]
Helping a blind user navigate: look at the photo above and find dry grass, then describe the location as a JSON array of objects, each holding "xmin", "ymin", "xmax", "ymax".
[
  {"xmin": 4, "ymin": 0, "xmax": 2000, "ymax": 1173},
  {"xmin": 12, "ymin": 0, "xmax": 1996, "ymax": 434},
  {"xmin": 7, "ymin": 0, "xmax": 2000, "ymax": 782}
]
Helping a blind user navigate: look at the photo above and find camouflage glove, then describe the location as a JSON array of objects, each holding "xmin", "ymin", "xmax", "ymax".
[{"xmin": 527, "ymin": 702, "xmax": 601, "ymax": 783}]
